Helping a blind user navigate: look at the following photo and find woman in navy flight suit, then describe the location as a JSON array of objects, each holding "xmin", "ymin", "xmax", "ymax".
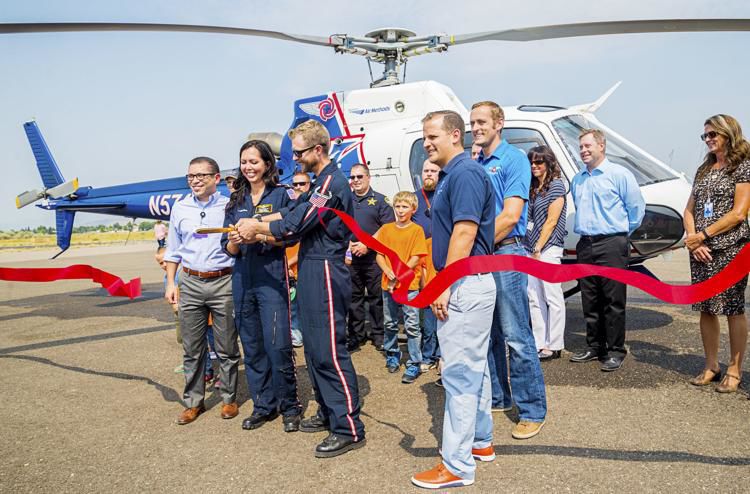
[{"xmin": 222, "ymin": 140, "xmax": 302, "ymax": 432}]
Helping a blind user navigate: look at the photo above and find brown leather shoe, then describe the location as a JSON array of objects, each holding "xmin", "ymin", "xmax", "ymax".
[
  {"xmin": 716, "ymin": 373, "xmax": 741, "ymax": 393},
  {"xmin": 177, "ymin": 405, "xmax": 205, "ymax": 425},
  {"xmin": 689, "ymin": 368, "xmax": 721, "ymax": 386},
  {"xmin": 221, "ymin": 402, "xmax": 239, "ymax": 419}
]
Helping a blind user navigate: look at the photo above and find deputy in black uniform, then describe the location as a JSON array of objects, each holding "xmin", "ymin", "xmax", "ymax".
[
  {"xmin": 235, "ymin": 120, "xmax": 365, "ymax": 459},
  {"xmin": 347, "ymin": 163, "xmax": 394, "ymax": 351}
]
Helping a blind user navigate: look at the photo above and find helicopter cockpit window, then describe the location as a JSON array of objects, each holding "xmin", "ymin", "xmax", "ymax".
[
  {"xmin": 409, "ymin": 134, "xmax": 473, "ymax": 190},
  {"xmin": 552, "ymin": 115, "xmax": 678, "ymax": 186},
  {"xmin": 408, "ymin": 128, "xmax": 550, "ymax": 190}
]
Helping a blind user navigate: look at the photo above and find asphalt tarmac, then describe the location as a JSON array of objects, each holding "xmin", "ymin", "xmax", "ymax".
[{"xmin": 0, "ymin": 244, "xmax": 748, "ymax": 493}]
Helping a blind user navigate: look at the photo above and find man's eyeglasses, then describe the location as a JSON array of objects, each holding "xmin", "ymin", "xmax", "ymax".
[
  {"xmin": 700, "ymin": 131, "xmax": 720, "ymax": 141},
  {"xmin": 186, "ymin": 173, "xmax": 215, "ymax": 182},
  {"xmin": 350, "ymin": 174, "xmax": 366, "ymax": 180},
  {"xmin": 531, "ymin": 160, "xmax": 546, "ymax": 166},
  {"xmin": 292, "ymin": 181, "xmax": 310, "ymax": 188},
  {"xmin": 292, "ymin": 145, "xmax": 317, "ymax": 159}
]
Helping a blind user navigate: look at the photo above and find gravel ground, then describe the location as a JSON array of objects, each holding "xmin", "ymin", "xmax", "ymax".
[{"xmin": 0, "ymin": 246, "xmax": 748, "ymax": 493}]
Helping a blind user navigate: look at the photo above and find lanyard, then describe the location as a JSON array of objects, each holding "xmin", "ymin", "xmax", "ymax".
[{"xmin": 421, "ymin": 188, "xmax": 431, "ymax": 210}]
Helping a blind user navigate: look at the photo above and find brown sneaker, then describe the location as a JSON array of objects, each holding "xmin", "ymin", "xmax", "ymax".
[
  {"xmin": 176, "ymin": 405, "xmax": 205, "ymax": 425},
  {"xmin": 221, "ymin": 402, "xmax": 239, "ymax": 419},
  {"xmin": 512, "ymin": 420, "xmax": 545, "ymax": 439},
  {"xmin": 411, "ymin": 463, "xmax": 473, "ymax": 489}
]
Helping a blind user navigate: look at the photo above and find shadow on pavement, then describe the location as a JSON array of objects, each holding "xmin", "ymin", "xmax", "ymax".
[
  {"xmin": 0, "ymin": 353, "xmax": 181, "ymax": 403},
  {"xmin": 0, "ymin": 323, "xmax": 175, "ymax": 355}
]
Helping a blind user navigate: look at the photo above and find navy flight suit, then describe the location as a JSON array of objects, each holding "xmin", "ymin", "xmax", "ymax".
[
  {"xmin": 269, "ymin": 160, "xmax": 365, "ymax": 442},
  {"xmin": 222, "ymin": 185, "xmax": 302, "ymax": 419}
]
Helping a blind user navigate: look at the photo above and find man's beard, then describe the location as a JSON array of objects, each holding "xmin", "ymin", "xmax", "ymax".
[{"xmin": 423, "ymin": 178, "xmax": 436, "ymax": 191}]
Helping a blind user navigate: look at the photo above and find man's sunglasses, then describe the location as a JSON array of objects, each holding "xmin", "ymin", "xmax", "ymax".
[
  {"xmin": 350, "ymin": 174, "xmax": 366, "ymax": 180},
  {"xmin": 700, "ymin": 131, "xmax": 720, "ymax": 141},
  {"xmin": 292, "ymin": 181, "xmax": 310, "ymax": 188},
  {"xmin": 292, "ymin": 145, "xmax": 317, "ymax": 159}
]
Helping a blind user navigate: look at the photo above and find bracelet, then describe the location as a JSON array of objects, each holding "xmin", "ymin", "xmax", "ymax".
[{"xmin": 701, "ymin": 229, "xmax": 710, "ymax": 240}]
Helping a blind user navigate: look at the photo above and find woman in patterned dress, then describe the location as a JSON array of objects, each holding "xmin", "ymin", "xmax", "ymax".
[{"xmin": 684, "ymin": 114, "xmax": 750, "ymax": 393}]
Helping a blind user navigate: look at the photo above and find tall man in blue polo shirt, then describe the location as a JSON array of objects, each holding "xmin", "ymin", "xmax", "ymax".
[
  {"xmin": 411, "ymin": 111, "xmax": 497, "ymax": 490},
  {"xmin": 569, "ymin": 129, "xmax": 645, "ymax": 371},
  {"xmin": 164, "ymin": 157, "xmax": 240, "ymax": 425},
  {"xmin": 471, "ymin": 100, "xmax": 547, "ymax": 440}
]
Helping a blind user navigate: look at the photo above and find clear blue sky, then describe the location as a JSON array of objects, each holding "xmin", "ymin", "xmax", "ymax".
[{"xmin": 1, "ymin": 0, "xmax": 749, "ymax": 229}]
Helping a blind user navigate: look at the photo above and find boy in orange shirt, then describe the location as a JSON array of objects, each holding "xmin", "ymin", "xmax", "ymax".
[{"xmin": 374, "ymin": 191, "xmax": 428, "ymax": 384}]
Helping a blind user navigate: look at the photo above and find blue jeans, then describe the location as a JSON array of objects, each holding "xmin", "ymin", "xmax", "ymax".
[
  {"xmin": 488, "ymin": 243, "xmax": 547, "ymax": 422},
  {"xmin": 383, "ymin": 290, "xmax": 422, "ymax": 366},
  {"xmin": 421, "ymin": 308, "xmax": 440, "ymax": 364},
  {"xmin": 438, "ymin": 273, "xmax": 496, "ymax": 480}
]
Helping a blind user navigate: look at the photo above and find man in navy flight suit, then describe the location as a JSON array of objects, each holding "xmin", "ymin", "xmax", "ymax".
[{"xmin": 235, "ymin": 119, "xmax": 366, "ymax": 458}]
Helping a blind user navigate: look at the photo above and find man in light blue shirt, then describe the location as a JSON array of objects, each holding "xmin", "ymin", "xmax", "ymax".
[
  {"xmin": 164, "ymin": 156, "xmax": 240, "ymax": 425},
  {"xmin": 569, "ymin": 129, "xmax": 645, "ymax": 372}
]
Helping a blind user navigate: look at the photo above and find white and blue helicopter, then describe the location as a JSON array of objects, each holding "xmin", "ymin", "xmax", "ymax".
[{"xmin": 5, "ymin": 19, "xmax": 750, "ymax": 262}]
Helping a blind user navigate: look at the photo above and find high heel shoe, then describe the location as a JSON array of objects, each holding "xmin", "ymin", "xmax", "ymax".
[
  {"xmin": 689, "ymin": 368, "xmax": 721, "ymax": 386},
  {"xmin": 716, "ymin": 373, "xmax": 741, "ymax": 393}
]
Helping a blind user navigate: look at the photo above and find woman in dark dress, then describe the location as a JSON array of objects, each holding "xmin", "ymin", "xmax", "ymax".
[{"xmin": 684, "ymin": 114, "xmax": 750, "ymax": 393}]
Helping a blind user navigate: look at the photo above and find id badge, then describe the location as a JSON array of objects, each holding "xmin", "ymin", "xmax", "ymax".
[
  {"xmin": 703, "ymin": 201, "xmax": 714, "ymax": 218},
  {"xmin": 527, "ymin": 220, "xmax": 535, "ymax": 232}
]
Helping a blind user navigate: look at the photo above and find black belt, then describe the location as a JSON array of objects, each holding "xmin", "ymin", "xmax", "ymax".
[
  {"xmin": 494, "ymin": 236, "xmax": 522, "ymax": 250},
  {"xmin": 579, "ymin": 232, "xmax": 627, "ymax": 242}
]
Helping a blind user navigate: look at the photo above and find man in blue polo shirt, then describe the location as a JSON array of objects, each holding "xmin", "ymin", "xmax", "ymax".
[
  {"xmin": 471, "ymin": 100, "xmax": 547, "ymax": 440},
  {"xmin": 411, "ymin": 110, "xmax": 496, "ymax": 490},
  {"xmin": 569, "ymin": 128, "xmax": 644, "ymax": 371}
]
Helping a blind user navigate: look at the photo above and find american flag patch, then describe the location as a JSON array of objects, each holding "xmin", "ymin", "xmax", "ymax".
[{"xmin": 309, "ymin": 190, "xmax": 331, "ymax": 208}]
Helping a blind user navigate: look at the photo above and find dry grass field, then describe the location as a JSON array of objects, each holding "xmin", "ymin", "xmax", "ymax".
[{"xmin": 0, "ymin": 231, "xmax": 154, "ymax": 250}]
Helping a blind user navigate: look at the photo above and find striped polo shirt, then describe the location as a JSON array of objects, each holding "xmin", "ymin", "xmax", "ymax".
[{"xmin": 524, "ymin": 178, "xmax": 567, "ymax": 253}]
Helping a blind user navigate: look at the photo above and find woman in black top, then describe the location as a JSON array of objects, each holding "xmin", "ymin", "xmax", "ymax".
[{"xmin": 684, "ymin": 114, "xmax": 750, "ymax": 393}]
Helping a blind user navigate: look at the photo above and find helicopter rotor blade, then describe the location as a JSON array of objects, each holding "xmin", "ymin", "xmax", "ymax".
[
  {"xmin": 0, "ymin": 22, "xmax": 342, "ymax": 47},
  {"xmin": 443, "ymin": 18, "xmax": 750, "ymax": 45}
]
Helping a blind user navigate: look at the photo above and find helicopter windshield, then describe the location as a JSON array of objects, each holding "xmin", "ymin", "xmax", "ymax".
[{"xmin": 552, "ymin": 115, "xmax": 678, "ymax": 186}]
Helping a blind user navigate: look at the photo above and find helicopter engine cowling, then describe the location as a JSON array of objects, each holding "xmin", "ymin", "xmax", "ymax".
[{"xmin": 247, "ymin": 132, "xmax": 283, "ymax": 156}]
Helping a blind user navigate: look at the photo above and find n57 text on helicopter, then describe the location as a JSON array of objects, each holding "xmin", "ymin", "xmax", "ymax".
[{"xmin": 5, "ymin": 18, "xmax": 750, "ymax": 260}]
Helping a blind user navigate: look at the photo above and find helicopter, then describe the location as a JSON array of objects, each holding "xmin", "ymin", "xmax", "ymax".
[{"xmin": 5, "ymin": 19, "xmax": 750, "ymax": 261}]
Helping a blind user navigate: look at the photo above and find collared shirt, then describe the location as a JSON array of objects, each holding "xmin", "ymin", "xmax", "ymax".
[
  {"xmin": 351, "ymin": 186, "xmax": 395, "ymax": 264},
  {"xmin": 570, "ymin": 158, "xmax": 645, "ymax": 235},
  {"xmin": 164, "ymin": 191, "xmax": 234, "ymax": 272},
  {"xmin": 477, "ymin": 139, "xmax": 531, "ymax": 239},
  {"xmin": 269, "ymin": 160, "xmax": 353, "ymax": 260},
  {"xmin": 413, "ymin": 187, "xmax": 435, "ymax": 239},
  {"xmin": 431, "ymin": 152, "xmax": 495, "ymax": 271}
]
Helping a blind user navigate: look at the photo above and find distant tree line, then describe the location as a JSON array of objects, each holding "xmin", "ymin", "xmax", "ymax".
[{"xmin": 1, "ymin": 220, "xmax": 164, "ymax": 235}]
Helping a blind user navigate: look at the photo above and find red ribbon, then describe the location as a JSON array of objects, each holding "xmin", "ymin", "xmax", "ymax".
[
  {"xmin": 0, "ymin": 265, "xmax": 142, "ymax": 299},
  {"xmin": 323, "ymin": 207, "xmax": 750, "ymax": 309}
]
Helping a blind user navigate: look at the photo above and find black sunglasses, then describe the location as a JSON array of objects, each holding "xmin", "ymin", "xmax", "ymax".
[
  {"xmin": 350, "ymin": 174, "xmax": 366, "ymax": 180},
  {"xmin": 531, "ymin": 160, "xmax": 546, "ymax": 166},
  {"xmin": 292, "ymin": 145, "xmax": 317, "ymax": 159},
  {"xmin": 700, "ymin": 131, "xmax": 720, "ymax": 141},
  {"xmin": 292, "ymin": 181, "xmax": 310, "ymax": 188}
]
